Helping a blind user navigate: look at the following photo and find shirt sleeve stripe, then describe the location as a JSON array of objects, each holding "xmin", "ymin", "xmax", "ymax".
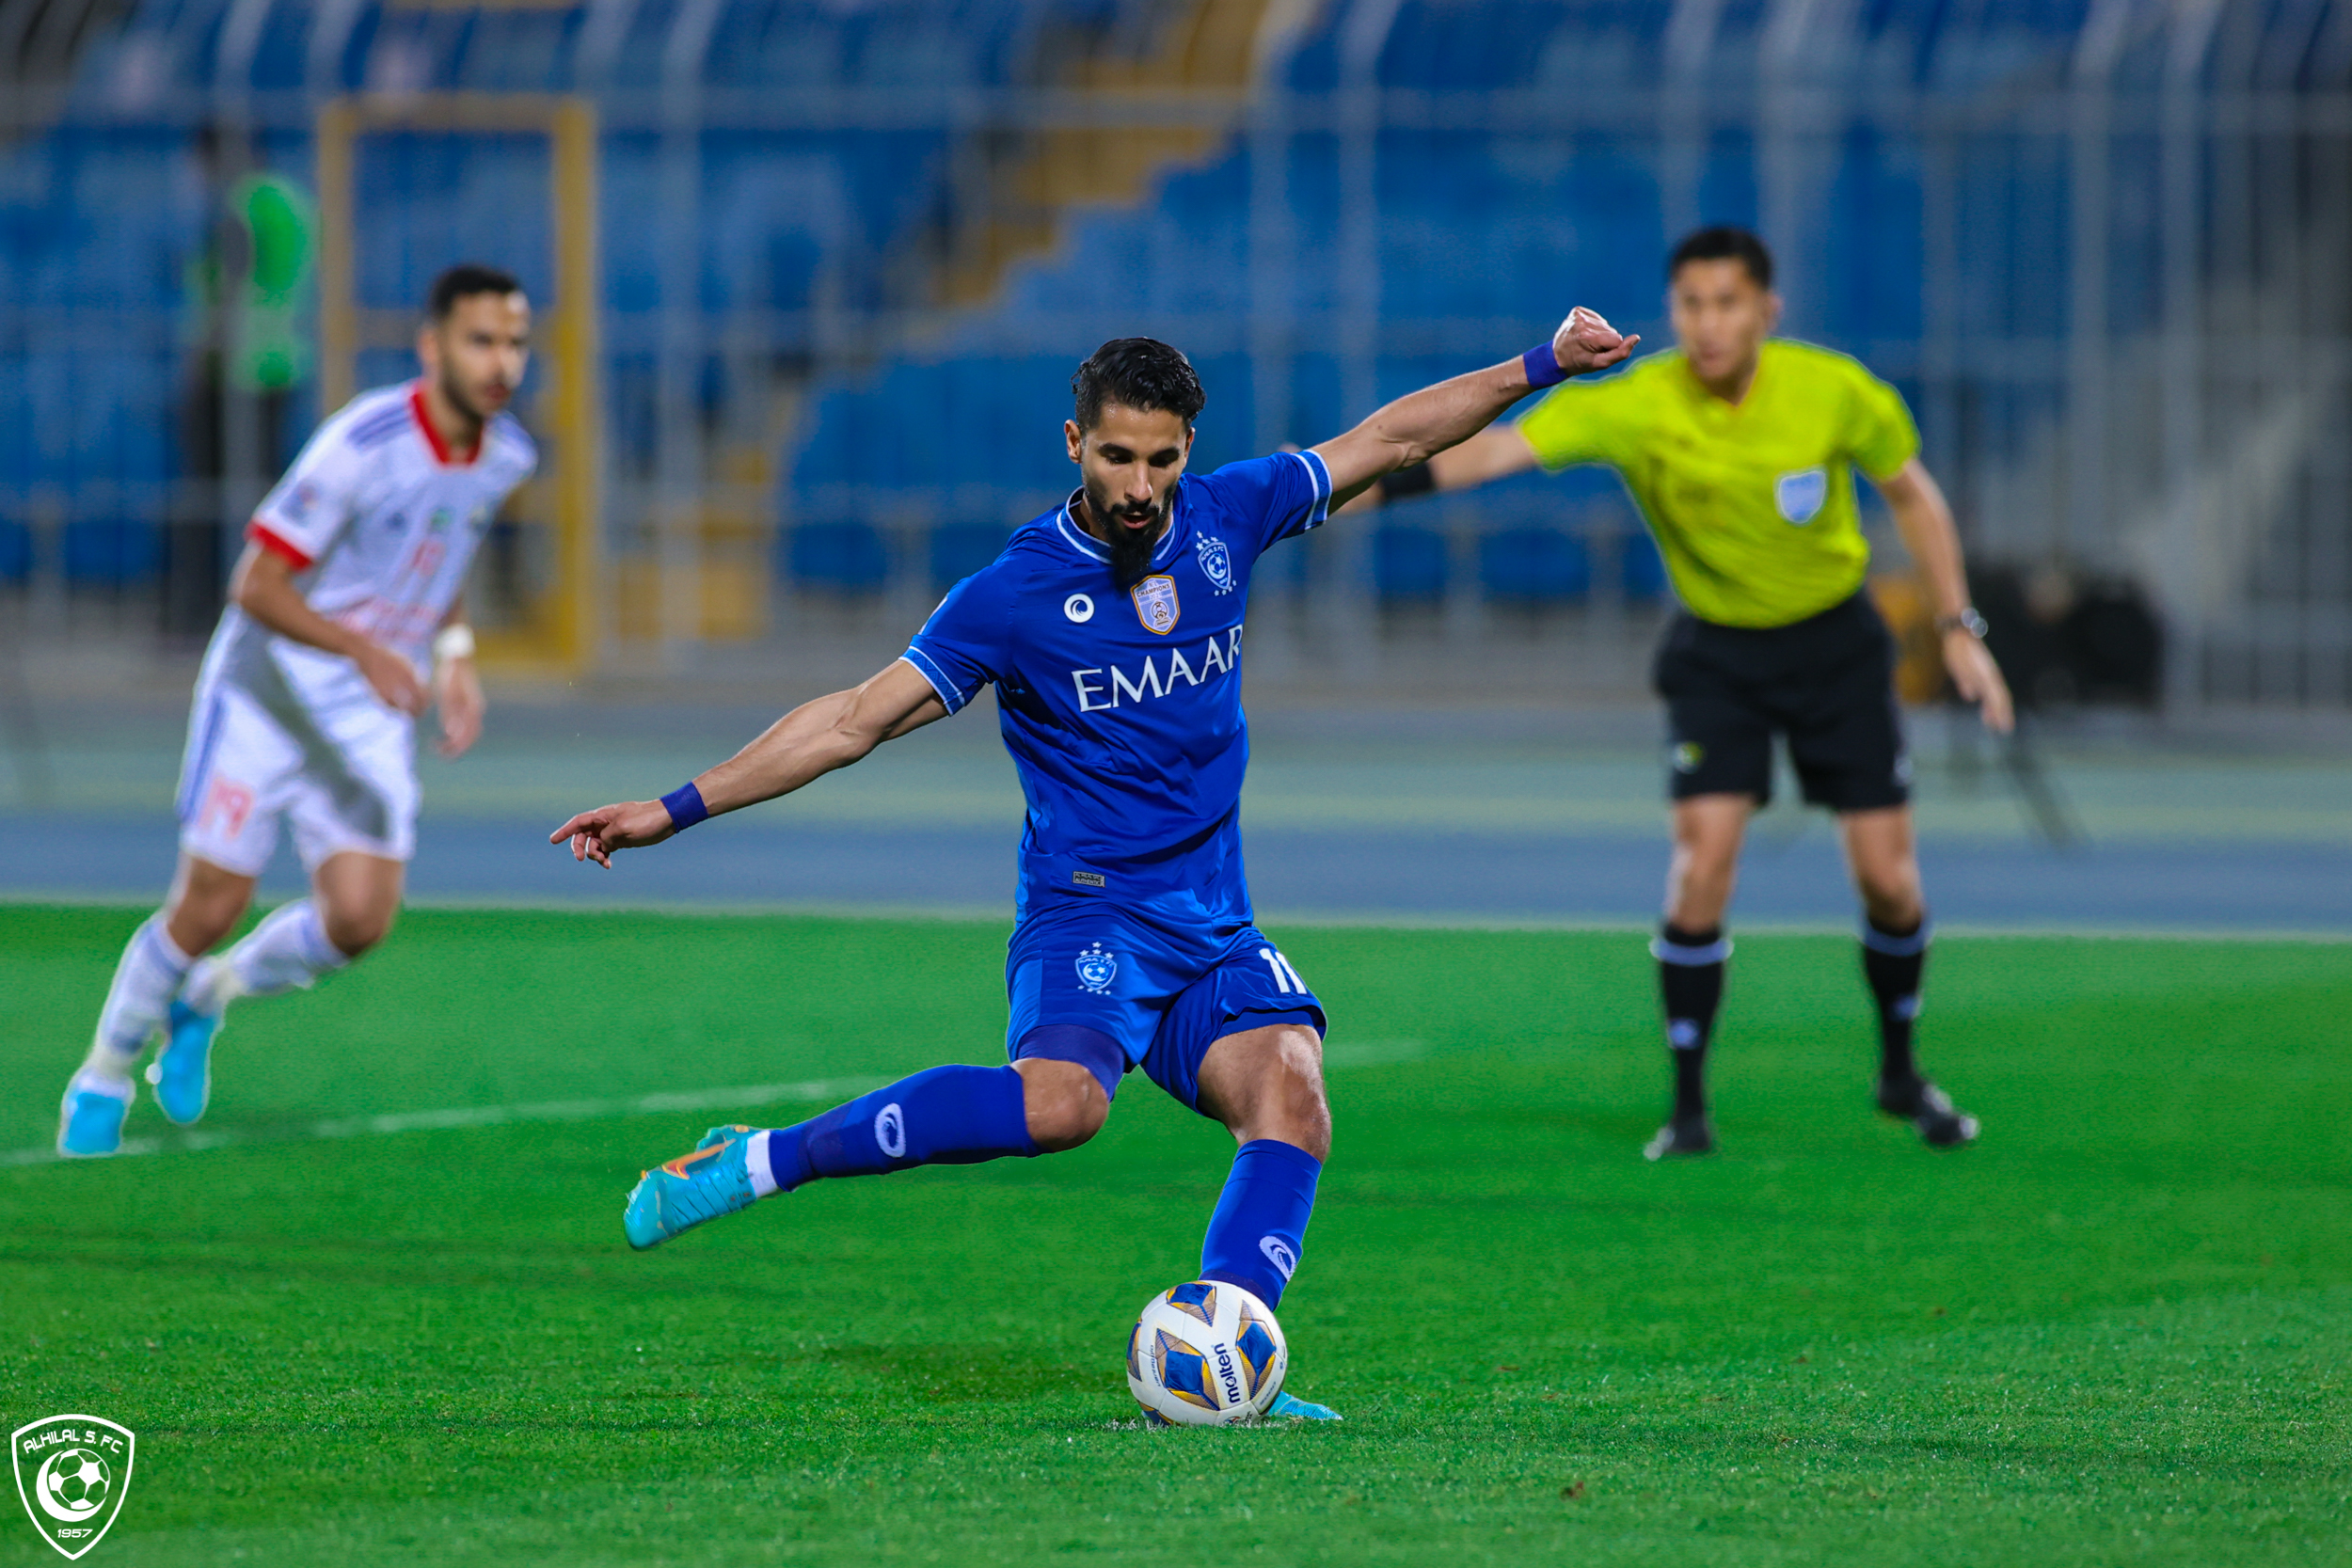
[
  {"xmin": 1287, "ymin": 448, "xmax": 1333, "ymax": 531},
  {"xmin": 246, "ymin": 520, "xmax": 315, "ymax": 570},
  {"xmin": 898, "ymin": 648, "xmax": 966, "ymax": 715}
]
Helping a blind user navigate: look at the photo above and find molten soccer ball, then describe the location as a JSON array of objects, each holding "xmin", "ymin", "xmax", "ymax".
[{"xmin": 1126, "ymin": 1280, "xmax": 1286, "ymax": 1425}]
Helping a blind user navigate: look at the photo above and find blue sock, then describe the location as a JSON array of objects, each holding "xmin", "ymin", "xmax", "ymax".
[
  {"xmin": 1199, "ymin": 1139, "xmax": 1322, "ymax": 1308},
  {"xmin": 766, "ymin": 1065, "xmax": 1040, "ymax": 1191}
]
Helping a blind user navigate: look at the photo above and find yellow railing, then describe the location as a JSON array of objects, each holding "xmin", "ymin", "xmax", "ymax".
[{"xmin": 316, "ymin": 93, "xmax": 603, "ymax": 676}]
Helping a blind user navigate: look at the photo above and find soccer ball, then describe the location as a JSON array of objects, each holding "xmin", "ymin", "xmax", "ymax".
[
  {"xmin": 46, "ymin": 1449, "xmax": 110, "ymax": 1514},
  {"xmin": 1126, "ymin": 1279, "xmax": 1286, "ymax": 1425}
]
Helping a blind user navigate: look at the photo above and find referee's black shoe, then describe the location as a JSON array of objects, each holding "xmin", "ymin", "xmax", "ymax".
[
  {"xmin": 1643, "ymin": 1114, "xmax": 1716, "ymax": 1161},
  {"xmin": 1876, "ymin": 1074, "xmax": 1979, "ymax": 1148}
]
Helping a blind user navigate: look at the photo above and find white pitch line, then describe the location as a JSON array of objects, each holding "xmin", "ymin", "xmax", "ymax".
[
  {"xmin": 5, "ymin": 1040, "xmax": 1449, "ymax": 1173},
  {"xmin": 1, "ymin": 1076, "xmax": 887, "ymax": 1171}
]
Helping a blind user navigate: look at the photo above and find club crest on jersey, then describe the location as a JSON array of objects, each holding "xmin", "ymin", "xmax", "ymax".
[
  {"xmin": 1076, "ymin": 942, "xmax": 1118, "ymax": 994},
  {"xmin": 1195, "ymin": 534, "xmax": 1233, "ymax": 595},
  {"xmin": 1775, "ymin": 467, "xmax": 1828, "ymax": 526},
  {"xmin": 1130, "ymin": 575, "xmax": 1180, "ymax": 635}
]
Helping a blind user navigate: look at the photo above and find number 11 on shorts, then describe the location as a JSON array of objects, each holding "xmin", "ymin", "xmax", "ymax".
[{"xmin": 1259, "ymin": 947, "xmax": 1307, "ymax": 994}]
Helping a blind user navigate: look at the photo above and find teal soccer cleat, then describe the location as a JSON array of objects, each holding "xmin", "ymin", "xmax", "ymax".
[
  {"xmin": 56, "ymin": 1073, "xmax": 133, "ymax": 1158},
  {"xmin": 1264, "ymin": 1390, "xmax": 1343, "ymax": 1421},
  {"xmin": 147, "ymin": 999, "xmax": 220, "ymax": 1127},
  {"xmin": 622, "ymin": 1126, "xmax": 757, "ymax": 1250}
]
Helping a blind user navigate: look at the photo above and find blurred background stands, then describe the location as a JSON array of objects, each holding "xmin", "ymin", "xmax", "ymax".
[{"xmin": 0, "ymin": 0, "xmax": 2345, "ymax": 712}]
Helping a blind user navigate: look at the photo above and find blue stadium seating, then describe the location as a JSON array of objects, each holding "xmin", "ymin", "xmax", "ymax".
[
  {"xmin": 930, "ymin": 522, "xmax": 1016, "ymax": 589},
  {"xmin": 0, "ymin": 0, "xmax": 2257, "ymax": 607},
  {"xmin": 1480, "ymin": 529, "xmax": 1591, "ymax": 606},
  {"xmin": 1374, "ymin": 525, "xmax": 1448, "ymax": 605},
  {"xmin": 787, "ymin": 520, "xmax": 890, "ymax": 594}
]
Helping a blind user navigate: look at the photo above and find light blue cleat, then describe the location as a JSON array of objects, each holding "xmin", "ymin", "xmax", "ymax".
[
  {"xmin": 57, "ymin": 1073, "xmax": 133, "ymax": 1158},
  {"xmin": 622, "ymin": 1125, "xmax": 757, "ymax": 1250},
  {"xmin": 147, "ymin": 1000, "xmax": 220, "ymax": 1127},
  {"xmin": 1265, "ymin": 1390, "xmax": 1343, "ymax": 1421}
]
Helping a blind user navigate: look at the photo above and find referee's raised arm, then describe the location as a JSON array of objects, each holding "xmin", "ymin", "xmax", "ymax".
[{"xmin": 1310, "ymin": 307, "xmax": 1633, "ymax": 512}]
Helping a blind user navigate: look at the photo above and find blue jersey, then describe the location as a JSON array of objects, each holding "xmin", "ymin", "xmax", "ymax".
[{"xmin": 902, "ymin": 450, "xmax": 1334, "ymax": 926}]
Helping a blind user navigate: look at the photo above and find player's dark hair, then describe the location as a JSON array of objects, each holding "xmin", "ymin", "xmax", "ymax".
[
  {"xmin": 426, "ymin": 263, "xmax": 524, "ymax": 321},
  {"xmin": 1071, "ymin": 338, "xmax": 1205, "ymax": 431},
  {"xmin": 1669, "ymin": 227, "xmax": 1773, "ymax": 290}
]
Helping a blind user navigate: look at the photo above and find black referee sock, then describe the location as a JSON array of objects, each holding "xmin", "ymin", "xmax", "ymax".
[
  {"xmin": 1860, "ymin": 916, "xmax": 1931, "ymax": 1084},
  {"xmin": 1653, "ymin": 922, "xmax": 1729, "ymax": 1121}
]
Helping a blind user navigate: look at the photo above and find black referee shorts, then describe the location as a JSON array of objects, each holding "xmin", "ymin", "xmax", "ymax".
[{"xmin": 1651, "ymin": 591, "xmax": 1912, "ymax": 813}]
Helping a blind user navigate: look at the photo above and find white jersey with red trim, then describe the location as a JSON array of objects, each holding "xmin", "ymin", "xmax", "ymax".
[
  {"xmin": 173, "ymin": 383, "xmax": 532, "ymax": 874},
  {"xmin": 235, "ymin": 380, "xmax": 535, "ymax": 674}
]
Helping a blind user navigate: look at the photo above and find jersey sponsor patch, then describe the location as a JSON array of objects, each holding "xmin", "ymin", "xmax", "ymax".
[
  {"xmin": 1775, "ymin": 467, "xmax": 1829, "ymax": 526},
  {"xmin": 1131, "ymin": 574, "xmax": 1181, "ymax": 634}
]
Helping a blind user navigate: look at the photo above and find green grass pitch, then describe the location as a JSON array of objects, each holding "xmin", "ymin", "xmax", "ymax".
[{"xmin": 3, "ymin": 905, "xmax": 2348, "ymax": 1565}]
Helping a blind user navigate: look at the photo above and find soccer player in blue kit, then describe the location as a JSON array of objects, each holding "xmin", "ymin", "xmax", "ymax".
[{"xmin": 551, "ymin": 312, "xmax": 1634, "ymax": 1418}]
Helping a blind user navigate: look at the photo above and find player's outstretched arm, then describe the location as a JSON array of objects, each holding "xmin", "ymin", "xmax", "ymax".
[
  {"xmin": 550, "ymin": 658, "xmax": 946, "ymax": 867},
  {"xmin": 1311, "ymin": 307, "xmax": 1633, "ymax": 510},
  {"xmin": 1874, "ymin": 458, "xmax": 2015, "ymax": 735}
]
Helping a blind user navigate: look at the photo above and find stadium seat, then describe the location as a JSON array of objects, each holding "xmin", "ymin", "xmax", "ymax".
[
  {"xmin": 0, "ymin": 518, "xmax": 29, "ymax": 582},
  {"xmin": 1373, "ymin": 525, "xmax": 1448, "ymax": 605},
  {"xmin": 1622, "ymin": 531, "xmax": 1668, "ymax": 601},
  {"xmin": 929, "ymin": 522, "xmax": 1014, "ymax": 588},
  {"xmin": 62, "ymin": 518, "xmax": 161, "ymax": 587},
  {"xmin": 787, "ymin": 521, "xmax": 890, "ymax": 595},
  {"xmin": 1478, "ymin": 528, "xmax": 1590, "ymax": 606}
]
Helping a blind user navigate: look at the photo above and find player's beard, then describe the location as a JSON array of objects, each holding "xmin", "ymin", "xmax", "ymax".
[{"xmin": 1087, "ymin": 488, "xmax": 1168, "ymax": 587}]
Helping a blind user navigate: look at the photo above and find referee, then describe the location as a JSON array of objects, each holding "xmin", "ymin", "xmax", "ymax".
[{"xmin": 1362, "ymin": 227, "xmax": 2012, "ymax": 1158}]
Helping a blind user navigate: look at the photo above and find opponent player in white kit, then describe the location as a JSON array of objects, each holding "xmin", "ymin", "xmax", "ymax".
[{"xmin": 56, "ymin": 264, "xmax": 536, "ymax": 1157}]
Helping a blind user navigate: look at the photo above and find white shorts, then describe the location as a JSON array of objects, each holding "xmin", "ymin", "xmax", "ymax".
[{"xmin": 174, "ymin": 673, "xmax": 419, "ymax": 878}]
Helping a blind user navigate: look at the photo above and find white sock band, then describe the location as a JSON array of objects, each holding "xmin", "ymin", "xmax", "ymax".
[
  {"xmin": 746, "ymin": 1130, "xmax": 779, "ymax": 1198},
  {"xmin": 90, "ymin": 915, "xmax": 196, "ymax": 1063},
  {"xmin": 222, "ymin": 900, "xmax": 351, "ymax": 1001}
]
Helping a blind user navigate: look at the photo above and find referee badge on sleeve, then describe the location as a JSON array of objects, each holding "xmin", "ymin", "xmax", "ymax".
[{"xmin": 1775, "ymin": 467, "xmax": 1828, "ymax": 526}]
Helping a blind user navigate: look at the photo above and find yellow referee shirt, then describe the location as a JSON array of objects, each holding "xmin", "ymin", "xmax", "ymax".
[{"xmin": 1516, "ymin": 339, "xmax": 1919, "ymax": 628}]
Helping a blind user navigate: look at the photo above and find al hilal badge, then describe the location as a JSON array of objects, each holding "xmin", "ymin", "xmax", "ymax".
[{"xmin": 13, "ymin": 1415, "xmax": 134, "ymax": 1560}]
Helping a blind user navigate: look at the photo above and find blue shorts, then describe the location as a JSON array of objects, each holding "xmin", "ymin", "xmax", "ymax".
[{"xmin": 1005, "ymin": 899, "xmax": 1325, "ymax": 1112}]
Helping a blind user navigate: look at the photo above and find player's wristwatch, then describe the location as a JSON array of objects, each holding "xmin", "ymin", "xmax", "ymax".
[{"xmin": 1934, "ymin": 608, "xmax": 1989, "ymax": 640}]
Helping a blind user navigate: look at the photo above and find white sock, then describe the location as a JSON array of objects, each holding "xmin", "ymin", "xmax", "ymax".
[
  {"xmin": 193, "ymin": 899, "xmax": 351, "ymax": 1009},
  {"xmin": 84, "ymin": 916, "xmax": 196, "ymax": 1080},
  {"xmin": 747, "ymin": 1130, "xmax": 779, "ymax": 1198}
]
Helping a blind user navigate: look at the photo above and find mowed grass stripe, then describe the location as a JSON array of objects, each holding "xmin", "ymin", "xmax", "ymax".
[{"xmin": 2, "ymin": 907, "xmax": 2347, "ymax": 1565}]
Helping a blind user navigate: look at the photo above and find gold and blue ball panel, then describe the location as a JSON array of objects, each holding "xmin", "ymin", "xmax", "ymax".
[
  {"xmin": 1126, "ymin": 1323, "xmax": 1144, "ymax": 1385},
  {"xmin": 1153, "ymin": 1328, "xmax": 1219, "ymax": 1411},
  {"xmin": 1165, "ymin": 1280, "xmax": 1219, "ymax": 1326},
  {"xmin": 1235, "ymin": 1309, "xmax": 1279, "ymax": 1390}
]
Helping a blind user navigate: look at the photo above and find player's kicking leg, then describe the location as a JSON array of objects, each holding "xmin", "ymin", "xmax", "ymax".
[
  {"xmin": 1839, "ymin": 806, "xmax": 1977, "ymax": 1148},
  {"xmin": 623, "ymin": 1058, "xmax": 1078, "ymax": 1248},
  {"xmin": 58, "ymin": 854, "xmax": 253, "ymax": 1156}
]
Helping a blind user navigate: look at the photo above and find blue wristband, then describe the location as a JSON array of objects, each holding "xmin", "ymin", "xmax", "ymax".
[
  {"xmin": 660, "ymin": 782, "xmax": 709, "ymax": 831},
  {"xmin": 1521, "ymin": 341, "xmax": 1567, "ymax": 389}
]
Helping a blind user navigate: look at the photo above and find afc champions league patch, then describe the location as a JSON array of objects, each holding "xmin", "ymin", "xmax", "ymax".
[
  {"xmin": 1194, "ymin": 533, "xmax": 1233, "ymax": 595},
  {"xmin": 1130, "ymin": 575, "xmax": 1181, "ymax": 635},
  {"xmin": 1076, "ymin": 942, "xmax": 1119, "ymax": 995},
  {"xmin": 1775, "ymin": 467, "xmax": 1829, "ymax": 526}
]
